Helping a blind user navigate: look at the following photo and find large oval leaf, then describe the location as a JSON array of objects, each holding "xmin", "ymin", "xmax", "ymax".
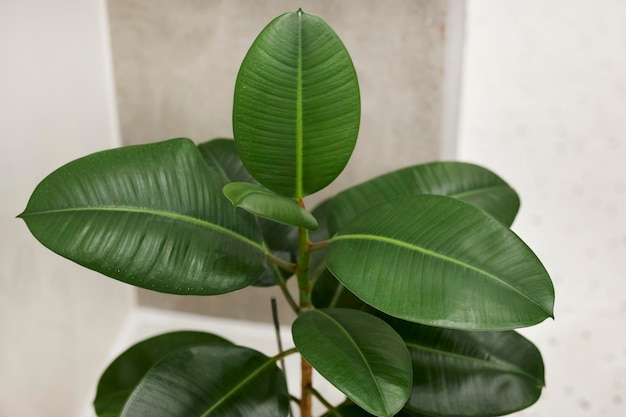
[
  {"xmin": 18, "ymin": 138, "xmax": 266, "ymax": 294},
  {"xmin": 328, "ymin": 162, "xmax": 520, "ymax": 235},
  {"xmin": 223, "ymin": 182, "xmax": 318, "ymax": 229},
  {"xmin": 385, "ymin": 317, "xmax": 545, "ymax": 416},
  {"xmin": 94, "ymin": 331, "xmax": 233, "ymax": 417},
  {"xmin": 292, "ymin": 309, "xmax": 412, "ymax": 417},
  {"xmin": 121, "ymin": 344, "xmax": 289, "ymax": 417},
  {"xmin": 326, "ymin": 195, "xmax": 554, "ymax": 330},
  {"xmin": 233, "ymin": 9, "xmax": 360, "ymax": 198}
]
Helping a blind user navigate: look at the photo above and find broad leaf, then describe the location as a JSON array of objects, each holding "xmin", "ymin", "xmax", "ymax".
[
  {"xmin": 326, "ymin": 195, "xmax": 554, "ymax": 330},
  {"xmin": 94, "ymin": 331, "xmax": 233, "ymax": 417},
  {"xmin": 198, "ymin": 138, "xmax": 297, "ymax": 286},
  {"xmin": 292, "ymin": 309, "xmax": 412, "ymax": 417},
  {"xmin": 233, "ymin": 9, "xmax": 360, "ymax": 198},
  {"xmin": 120, "ymin": 344, "xmax": 289, "ymax": 417},
  {"xmin": 223, "ymin": 182, "xmax": 318, "ymax": 229},
  {"xmin": 19, "ymin": 138, "xmax": 266, "ymax": 295},
  {"xmin": 386, "ymin": 317, "xmax": 545, "ymax": 416},
  {"xmin": 328, "ymin": 162, "xmax": 520, "ymax": 235}
]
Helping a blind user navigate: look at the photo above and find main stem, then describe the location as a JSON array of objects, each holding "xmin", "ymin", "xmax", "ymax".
[{"xmin": 296, "ymin": 199, "xmax": 313, "ymax": 417}]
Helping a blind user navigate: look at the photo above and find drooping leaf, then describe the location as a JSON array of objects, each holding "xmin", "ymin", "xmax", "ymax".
[
  {"xmin": 384, "ymin": 317, "xmax": 545, "ymax": 417},
  {"xmin": 223, "ymin": 182, "xmax": 318, "ymax": 229},
  {"xmin": 292, "ymin": 309, "xmax": 412, "ymax": 417},
  {"xmin": 327, "ymin": 162, "xmax": 520, "ymax": 235},
  {"xmin": 120, "ymin": 344, "xmax": 290, "ymax": 417},
  {"xmin": 326, "ymin": 195, "xmax": 554, "ymax": 330},
  {"xmin": 198, "ymin": 138, "xmax": 297, "ymax": 286},
  {"xmin": 19, "ymin": 138, "xmax": 266, "ymax": 295},
  {"xmin": 233, "ymin": 9, "xmax": 360, "ymax": 198},
  {"xmin": 94, "ymin": 331, "xmax": 233, "ymax": 417}
]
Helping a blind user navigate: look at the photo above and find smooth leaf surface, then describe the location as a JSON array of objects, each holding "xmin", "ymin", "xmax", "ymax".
[
  {"xmin": 94, "ymin": 331, "xmax": 233, "ymax": 417},
  {"xmin": 19, "ymin": 138, "xmax": 266, "ymax": 294},
  {"xmin": 326, "ymin": 195, "xmax": 554, "ymax": 330},
  {"xmin": 223, "ymin": 182, "xmax": 318, "ymax": 229},
  {"xmin": 328, "ymin": 162, "xmax": 520, "ymax": 235},
  {"xmin": 233, "ymin": 9, "xmax": 360, "ymax": 197},
  {"xmin": 292, "ymin": 309, "xmax": 412, "ymax": 417},
  {"xmin": 121, "ymin": 344, "xmax": 289, "ymax": 417},
  {"xmin": 385, "ymin": 317, "xmax": 545, "ymax": 416}
]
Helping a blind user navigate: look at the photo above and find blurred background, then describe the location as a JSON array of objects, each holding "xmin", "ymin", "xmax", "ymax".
[{"xmin": 1, "ymin": 0, "xmax": 624, "ymax": 416}]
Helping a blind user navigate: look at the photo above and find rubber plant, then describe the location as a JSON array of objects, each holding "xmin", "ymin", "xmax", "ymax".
[{"xmin": 18, "ymin": 9, "xmax": 554, "ymax": 417}]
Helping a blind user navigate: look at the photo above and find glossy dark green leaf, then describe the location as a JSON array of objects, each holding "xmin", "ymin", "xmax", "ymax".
[
  {"xmin": 311, "ymin": 268, "xmax": 365, "ymax": 310},
  {"xmin": 19, "ymin": 138, "xmax": 266, "ymax": 294},
  {"xmin": 94, "ymin": 331, "xmax": 233, "ymax": 417},
  {"xmin": 223, "ymin": 182, "xmax": 318, "ymax": 229},
  {"xmin": 326, "ymin": 195, "xmax": 554, "ymax": 330},
  {"xmin": 292, "ymin": 309, "xmax": 411, "ymax": 417},
  {"xmin": 386, "ymin": 317, "xmax": 545, "ymax": 416},
  {"xmin": 233, "ymin": 9, "xmax": 360, "ymax": 198},
  {"xmin": 120, "ymin": 344, "xmax": 289, "ymax": 417},
  {"xmin": 328, "ymin": 162, "xmax": 520, "ymax": 235},
  {"xmin": 198, "ymin": 138, "xmax": 297, "ymax": 286}
]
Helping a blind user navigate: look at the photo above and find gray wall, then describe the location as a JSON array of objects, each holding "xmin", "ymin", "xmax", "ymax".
[{"xmin": 107, "ymin": 0, "xmax": 465, "ymax": 321}]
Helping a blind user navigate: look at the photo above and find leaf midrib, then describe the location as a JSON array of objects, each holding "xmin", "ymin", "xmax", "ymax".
[
  {"xmin": 331, "ymin": 234, "xmax": 551, "ymax": 316},
  {"xmin": 200, "ymin": 355, "xmax": 276, "ymax": 417},
  {"xmin": 20, "ymin": 206, "xmax": 266, "ymax": 253},
  {"xmin": 405, "ymin": 341, "xmax": 543, "ymax": 386}
]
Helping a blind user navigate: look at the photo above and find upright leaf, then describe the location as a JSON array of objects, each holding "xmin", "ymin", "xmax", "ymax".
[
  {"xmin": 292, "ymin": 309, "xmax": 412, "ymax": 417},
  {"xmin": 326, "ymin": 195, "xmax": 554, "ymax": 330},
  {"xmin": 328, "ymin": 162, "xmax": 520, "ymax": 235},
  {"xmin": 233, "ymin": 9, "xmax": 360, "ymax": 198},
  {"xmin": 385, "ymin": 318, "xmax": 545, "ymax": 416},
  {"xmin": 19, "ymin": 138, "xmax": 266, "ymax": 295},
  {"xmin": 121, "ymin": 344, "xmax": 289, "ymax": 417},
  {"xmin": 94, "ymin": 331, "xmax": 233, "ymax": 417}
]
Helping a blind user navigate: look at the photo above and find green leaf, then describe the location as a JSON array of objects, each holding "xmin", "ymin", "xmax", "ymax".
[
  {"xmin": 322, "ymin": 404, "xmax": 427, "ymax": 417},
  {"xmin": 233, "ymin": 9, "xmax": 360, "ymax": 198},
  {"xmin": 385, "ymin": 317, "xmax": 545, "ymax": 416},
  {"xmin": 120, "ymin": 344, "xmax": 289, "ymax": 417},
  {"xmin": 94, "ymin": 331, "xmax": 233, "ymax": 417},
  {"xmin": 198, "ymin": 138, "xmax": 253, "ymax": 184},
  {"xmin": 198, "ymin": 138, "xmax": 297, "ymax": 287},
  {"xmin": 19, "ymin": 138, "xmax": 266, "ymax": 295},
  {"xmin": 326, "ymin": 195, "xmax": 554, "ymax": 330},
  {"xmin": 292, "ymin": 309, "xmax": 412, "ymax": 417},
  {"xmin": 223, "ymin": 182, "xmax": 318, "ymax": 229},
  {"xmin": 328, "ymin": 162, "xmax": 520, "ymax": 235},
  {"xmin": 321, "ymin": 403, "xmax": 376, "ymax": 417},
  {"xmin": 311, "ymin": 268, "xmax": 365, "ymax": 310}
]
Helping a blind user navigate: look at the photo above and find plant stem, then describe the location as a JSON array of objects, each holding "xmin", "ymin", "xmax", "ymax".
[
  {"xmin": 308, "ymin": 239, "xmax": 330, "ymax": 252},
  {"xmin": 308, "ymin": 386, "xmax": 336, "ymax": 414},
  {"xmin": 296, "ymin": 198, "xmax": 314, "ymax": 417},
  {"xmin": 267, "ymin": 252, "xmax": 298, "ymax": 273}
]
